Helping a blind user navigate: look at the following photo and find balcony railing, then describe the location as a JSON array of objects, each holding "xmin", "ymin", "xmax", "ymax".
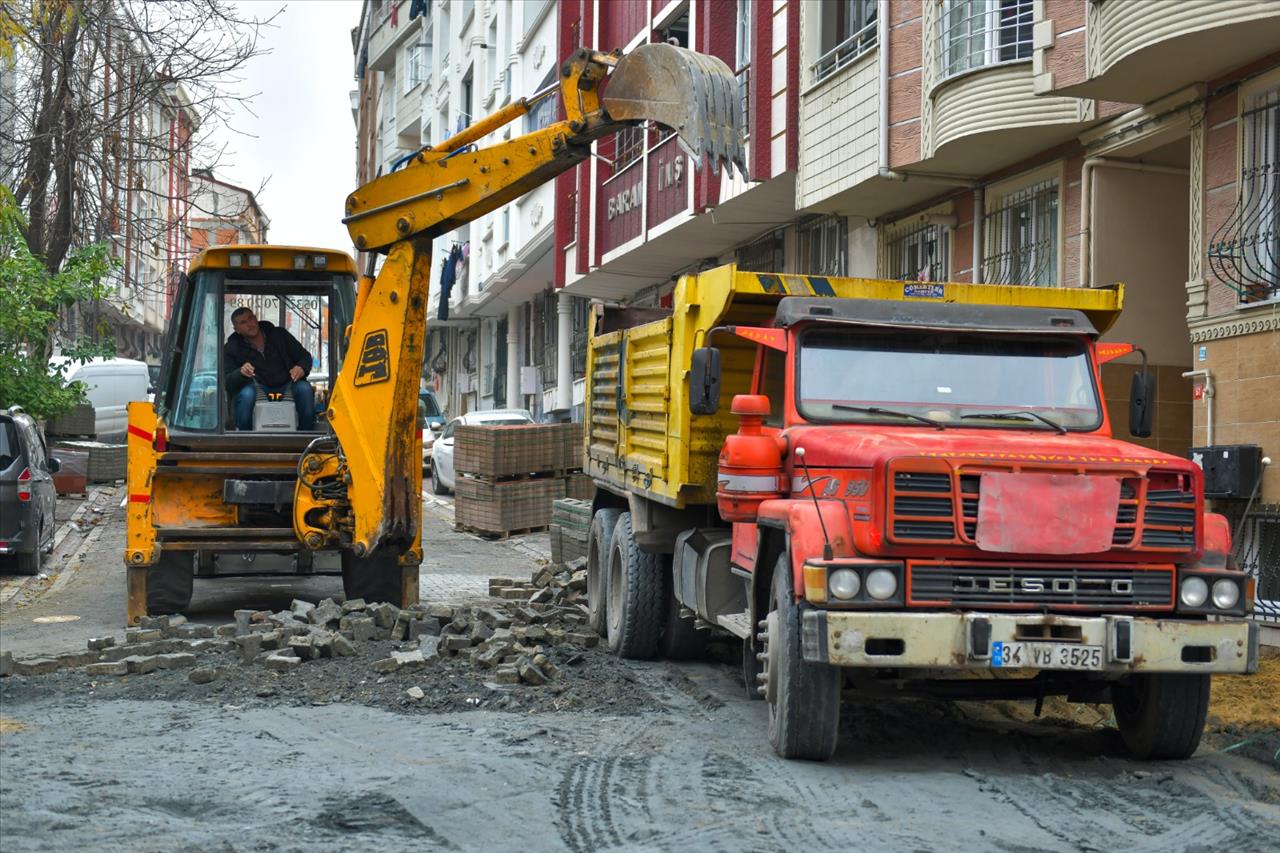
[
  {"xmin": 736, "ymin": 65, "xmax": 750, "ymax": 136},
  {"xmin": 811, "ymin": 19, "xmax": 877, "ymax": 85},
  {"xmin": 939, "ymin": 0, "xmax": 1033, "ymax": 81}
]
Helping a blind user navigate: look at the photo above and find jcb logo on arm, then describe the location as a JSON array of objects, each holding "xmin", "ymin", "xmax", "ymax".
[{"xmin": 355, "ymin": 329, "xmax": 390, "ymax": 386}]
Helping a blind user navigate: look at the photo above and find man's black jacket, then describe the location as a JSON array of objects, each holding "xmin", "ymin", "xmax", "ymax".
[{"xmin": 223, "ymin": 320, "xmax": 313, "ymax": 391}]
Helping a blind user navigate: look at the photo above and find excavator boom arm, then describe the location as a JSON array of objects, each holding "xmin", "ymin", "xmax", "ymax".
[{"xmin": 294, "ymin": 44, "xmax": 744, "ymax": 568}]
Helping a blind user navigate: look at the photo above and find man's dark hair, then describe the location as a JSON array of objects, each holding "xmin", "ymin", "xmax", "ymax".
[{"xmin": 231, "ymin": 306, "xmax": 254, "ymax": 323}]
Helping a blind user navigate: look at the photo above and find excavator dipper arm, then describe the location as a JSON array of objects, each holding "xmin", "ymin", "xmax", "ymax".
[{"xmin": 294, "ymin": 44, "xmax": 744, "ymax": 590}]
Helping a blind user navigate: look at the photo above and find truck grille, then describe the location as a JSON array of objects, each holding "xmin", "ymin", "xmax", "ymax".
[
  {"xmin": 887, "ymin": 465, "xmax": 1197, "ymax": 554},
  {"xmin": 908, "ymin": 562, "xmax": 1175, "ymax": 610}
]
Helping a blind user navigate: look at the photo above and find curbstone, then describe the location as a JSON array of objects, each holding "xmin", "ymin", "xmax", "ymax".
[
  {"xmin": 122, "ymin": 655, "xmax": 161, "ymax": 675},
  {"xmin": 234, "ymin": 610, "xmax": 255, "ymax": 636},
  {"xmin": 263, "ymin": 653, "xmax": 301, "ymax": 672},
  {"xmin": 235, "ymin": 634, "xmax": 263, "ymax": 665},
  {"xmin": 310, "ymin": 600, "xmax": 343, "ymax": 627},
  {"xmin": 126, "ymin": 629, "xmax": 164, "ymax": 644},
  {"xmin": 372, "ymin": 657, "xmax": 400, "ymax": 674},
  {"xmin": 87, "ymin": 636, "xmax": 116, "ymax": 651},
  {"xmin": 14, "ymin": 657, "xmax": 60, "ymax": 676},
  {"xmin": 331, "ymin": 634, "xmax": 357, "ymax": 658},
  {"xmin": 341, "ymin": 598, "xmax": 367, "ymax": 613},
  {"xmin": 350, "ymin": 617, "xmax": 378, "ymax": 643},
  {"xmin": 156, "ymin": 653, "xmax": 197, "ymax": 670},
  {"xmin": 290, "ymin": 600, "xmax": 315, "ymax": 620}
]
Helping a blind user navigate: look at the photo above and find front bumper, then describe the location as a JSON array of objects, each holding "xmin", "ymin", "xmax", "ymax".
[{"xmin": 802, "ymin": 610, "xmax": 1258, "ymax": 675}]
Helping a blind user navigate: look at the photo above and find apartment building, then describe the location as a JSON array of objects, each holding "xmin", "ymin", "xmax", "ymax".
[
  {"xmin": 188, "ymin": 169, "xmax": 271, "ymax": 249},
  {"xmin": 352, "ymin": 0, "xmax": 587, "ymax": 420},
  {"xmin": 97, "ymin": 83, "xmax": 200, "ymax": 362}
]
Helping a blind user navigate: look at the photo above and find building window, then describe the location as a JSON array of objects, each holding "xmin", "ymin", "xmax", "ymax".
[
  {"xmin": 404, "ymin": 42, "xmax": 427, "ymax": 93},
  {"xmin": 983, "ymin": 178, "xmax": 1059, "ymax": 286},
  {"xmin": 812, "ymin": 0, "xmax": 877, "ymax": 85},
  {"xmin": 941, "ymin": 0, "xmax": 1033, "ymax": 80},
  {"xmin": 1208, "ymin": 84, "xmax": 1280, "ymax": 306},
  {"xmin": 526, "ymin": 68, "xmax": 557, "ymax": 133},
  {"xmin": 612, "ymin": 125, "xmax": 645, "ymax": 173},
  {"xmin": 736, "ymin": 229, "xmax": 785, "ymax": 272},
  {"xmin": 887, "ymin": 222, "xmax": 950, "ymax": 282},
  {"xmin": 797, "ymin": 214, "xmax": 848, "ymax": 276}
]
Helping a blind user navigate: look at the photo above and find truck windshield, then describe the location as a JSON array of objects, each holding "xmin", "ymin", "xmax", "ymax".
[{"xmin": 797, "ymin": 329, "xmax": 1101, "ymax": 431}]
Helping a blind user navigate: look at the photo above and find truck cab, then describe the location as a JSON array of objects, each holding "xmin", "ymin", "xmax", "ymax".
[{"xmin": 582, "ymin": 265, "xmax": 1257, "ymax": 762}]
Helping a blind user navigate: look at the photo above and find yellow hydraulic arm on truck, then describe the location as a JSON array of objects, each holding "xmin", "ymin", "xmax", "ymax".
[{"xmin": 292, "ymin": 44, "xmax": 746, "ymax": 595}]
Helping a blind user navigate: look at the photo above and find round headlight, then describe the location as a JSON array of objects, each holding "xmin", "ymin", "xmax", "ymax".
[
  {"xmin": 829, "ymin": 569, "xmax": 860, "ymax": 600},
  {"xmin": 865, "ymin": 568, "xmax": 898, "ymax": 601},
  {"xmin": 1211, "ymin": 578, "xmax": 1240, "ymax": 610},
  {"xmin": 1180, "ymin": 576, "xmax": 1209, "ymax": 608}
]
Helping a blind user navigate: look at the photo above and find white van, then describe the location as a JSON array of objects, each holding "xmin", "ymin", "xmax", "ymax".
[{"xmin": 63, "ymin": 358, "xmax": 152, "ymax": 441}]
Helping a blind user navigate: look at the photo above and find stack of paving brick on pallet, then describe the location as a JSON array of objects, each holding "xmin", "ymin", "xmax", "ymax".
[
  {"xmin": 453, "ymin": 423, "xmax": 586, "ymax": 538},
  {"xmin": 550, "ymin": 498, "xmax": 591, "ymax": 565}
]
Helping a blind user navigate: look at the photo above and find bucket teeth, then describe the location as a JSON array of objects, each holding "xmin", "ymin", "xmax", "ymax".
[{"xmin": 603, "ymin": 43, "xmax": 747, "ymax": 179}]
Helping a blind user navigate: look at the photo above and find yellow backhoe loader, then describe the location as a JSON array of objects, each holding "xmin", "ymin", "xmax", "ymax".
[{"xmin": 124, "ymin": 44, "xmax": 745, "ymax": 623}]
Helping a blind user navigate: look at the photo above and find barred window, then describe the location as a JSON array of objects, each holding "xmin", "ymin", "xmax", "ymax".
[
  {"xmin": 797, "ymin": 214, "xmax": 848, "ymax": 276},
  {"xmin": 813, "ymin": 0, "xmax": 877, "ymax": 85},
  {"xmin": 1209, "ymin": 85, "xmax": 1280, "ymax": 306},
  {"xmin": 736, "ymin": 229, "xmax": 785, "ymax": 272},
  {"xmin": 887, "ymin": 223, "xmax": 949, "ymax": 282},
  {"xmin": 941, "ymin": 0, "xmax": 1033, "ymax": 80},
  {"xmin": 983, "ymin": 179, "xmax": 1058, "ymax": 286}
]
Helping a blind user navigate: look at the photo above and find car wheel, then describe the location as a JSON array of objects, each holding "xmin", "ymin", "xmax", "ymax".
[
  {"xmin": 430, "ymin": 465, "xmax": 448, "ymax": 495},
  {"xmin": 147, "ymin": 551, "xmax": 195, "ymax": 615},
  {"xmin": 764, "ymin": 554, "xmax": 841, "ymax": 761},
  {"xmin": 14, "ymin": 523, "xmax": 42, "ymax": 576}
]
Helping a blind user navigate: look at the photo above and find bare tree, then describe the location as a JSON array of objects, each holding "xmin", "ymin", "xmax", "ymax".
[{"xmin": 0, "ymin": 0, "xmax": 279, "ymax": 285}]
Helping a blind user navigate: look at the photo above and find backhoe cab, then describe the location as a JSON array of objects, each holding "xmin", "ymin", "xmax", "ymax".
[{"xmin": 124, "ymin": 42, "xmax": 745, "ymax": 624}]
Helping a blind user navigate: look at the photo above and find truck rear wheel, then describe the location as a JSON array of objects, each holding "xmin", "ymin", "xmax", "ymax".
[
  {"xmin": 764, "ymin": 555, "xmax": 840, "ymax": 761},
  {"xmin": 605, "ymin": 512, "xmax": 665, "ymax": 659},
  {"xmin": 341, "ymin": 550, "xmax": 406, "ymax": 605},
  {"xmin": 1112, "ymin": 673, "xmax": 1210, "ymax": 760},
  {"xmin": 660, "ymin": 566, "xmax": 708, "ymax": 660},
  {"xmin": 147, "ymin": 551, "xmax": 195, "ymax": 615},
  {"xmin": 587, "ymin": 507, "xmax": 622, "ymax": 636}
]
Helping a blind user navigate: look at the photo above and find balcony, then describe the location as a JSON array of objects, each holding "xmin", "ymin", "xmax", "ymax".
[
  {"xmin": 921, "ymin": 0, "xmax": 1085, "ymax": 174},
  {"xmin": 1049, "ymin": 0, "xmax": 1280, "ymax": 104},
  {"xmin": 367, "ymin": 1, "xmax": 418, "ymax": 73}
]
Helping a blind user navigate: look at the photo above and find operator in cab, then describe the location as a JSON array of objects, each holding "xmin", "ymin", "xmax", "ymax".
[{"xmin": 224, "ymin": 307, "xmax": 317, "ymax": 431}]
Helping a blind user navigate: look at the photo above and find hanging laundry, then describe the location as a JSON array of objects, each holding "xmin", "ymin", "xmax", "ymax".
[
  {"xmin": 409, "ymin": 0, "xmax": 429, "ymax": 20},
  {"xmin": 437, "ymin": 244, "xmax": 462, "ymax": 321}
]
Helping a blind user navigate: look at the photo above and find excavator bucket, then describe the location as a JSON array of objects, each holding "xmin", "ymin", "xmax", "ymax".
[{"xmin": 603, "ymin": 43, "xmax": 747, "ymax": 178}]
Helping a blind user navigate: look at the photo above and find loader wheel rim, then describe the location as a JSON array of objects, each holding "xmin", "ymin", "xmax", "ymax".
[{"xmin": 763, "ymin": 610, "xmax": 780, "ymax": 705}]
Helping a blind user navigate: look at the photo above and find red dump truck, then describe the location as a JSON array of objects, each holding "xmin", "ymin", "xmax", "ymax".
[{"xmin": 581, "ymin": 264, "xmax": 1257, "ymax": 761}]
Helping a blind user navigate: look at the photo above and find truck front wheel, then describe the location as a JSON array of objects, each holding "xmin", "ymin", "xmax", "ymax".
[
  {"xmin": 605, "ymin": 512, "xmax": 666, "ymax": 659},
  {"xmin": 587, "ymin": 507, "xmax": 622, "ymax": 636},
  {"xmin": 147, "ymin": 552, "xmax": 195, "ymax": 615},
  {"xmin": 1112, "ymin": 673, "xmax": 1210, "ymax": 760},
  {"xmin": 764, "ymin": 555, "xmax": 840, "ymax": 761}
]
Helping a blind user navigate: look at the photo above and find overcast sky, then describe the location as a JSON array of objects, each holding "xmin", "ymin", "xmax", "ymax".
[{"xmin": 206, "ymin": 1, "xmax": 361, "ymax": 252}]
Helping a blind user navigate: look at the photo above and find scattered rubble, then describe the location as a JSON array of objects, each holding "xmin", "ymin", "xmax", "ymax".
[{"xmin": 0, "ymin": 560, "xmax": 643, "ymax": 712}]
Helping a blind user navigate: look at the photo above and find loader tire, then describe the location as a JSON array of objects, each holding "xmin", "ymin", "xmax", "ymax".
[
  {"xmin": 605, "ymin": 512, "xmax": 666, "ymax": 659},
  {"xmin": 586, "ymin": 507, "xmax": 622, "ymax": 637},
  {"xmin": 342, "ymin": 550, "xmax": 404, "ymax": 605},
  {"xmin": 1112, "ymin": 673, "xmax": 1210, "ymax": 760},
  {"xmin": 147, "ymin": 551, "xmax": 195, "ymax": 616},
  {"xmin": 659, "ymin": 566, "xmax": 708, "ymax": 660},
  {"xmin": 765, "ymin": 555, "xmax": 840, "ymax": 761}
]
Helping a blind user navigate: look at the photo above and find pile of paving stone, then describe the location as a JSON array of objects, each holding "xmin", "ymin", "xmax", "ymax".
[{"xmin": 0, "ymin": 559, "xmax": 599, "ymax": 689}]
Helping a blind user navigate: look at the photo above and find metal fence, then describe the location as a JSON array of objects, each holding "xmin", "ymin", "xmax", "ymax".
[
  {"xmin": 982, "ymin": 179, "xmax": 1058, "ymax": 286},
  {"xmin": 886, "ymin": 221, "xmax": 950, "ymax": 282},
  {"xmin": 1218, "ymin": 502, "xmax": 1280, "ymax": 622},
  {"xmin": 940, "ymin": 0, "xmax": 1033, "ymax": 80}
]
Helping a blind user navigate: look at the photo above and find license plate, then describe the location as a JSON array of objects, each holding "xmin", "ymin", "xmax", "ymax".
[{"xmin": 991, "ymin": 642, "xmax": 1103, "ymax": 670}]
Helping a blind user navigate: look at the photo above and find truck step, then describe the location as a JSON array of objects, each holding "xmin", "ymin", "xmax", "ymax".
[{"xmin": 716, "ymin": 611, "xmax": 753, "ymax": 639}]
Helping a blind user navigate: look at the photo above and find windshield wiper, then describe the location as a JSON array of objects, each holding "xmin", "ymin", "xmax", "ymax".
[
  {"xmin": 959, "ymin": 410, "xmax": 1067, "ymax": 434},
  {"xmin": 832, "ymin": 404, "xmax": 946, "ymax": 430}
]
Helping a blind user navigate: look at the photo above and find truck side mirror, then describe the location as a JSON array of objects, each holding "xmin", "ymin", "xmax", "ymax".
[
  {"xmin": 689, "ymin": 347, "xmax": 722, "ymax": 415},
  {"xmin": 1129, "ymin": 368, "xmax": 1154, "ymax": 438}
]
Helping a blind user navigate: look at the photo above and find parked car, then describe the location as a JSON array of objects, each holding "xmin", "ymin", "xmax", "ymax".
[
  {"xmin": 63, "ymin": 357, "xmax": 152, "ymax": 441},
  {"xmin": 429, "ymin": 409, "xmax": 534, "ymax": 495},
  {"xmin": 0, "ymin": 407, "xmax": 61, "ymax": 575},
  {"xmin": 419, "ymin": 388, "xmax": 446, "ymax": 471}
]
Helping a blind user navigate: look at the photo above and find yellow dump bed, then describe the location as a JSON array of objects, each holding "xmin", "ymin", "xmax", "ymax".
[{"xmin": 584, "ymin": 263, "xmax": 1124, "ymax": 509}]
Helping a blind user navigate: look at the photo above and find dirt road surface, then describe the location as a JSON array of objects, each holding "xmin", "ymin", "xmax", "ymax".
[{"xmin": 2, "ymin": 491, "xmax": 1277, "ymax": 851}]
